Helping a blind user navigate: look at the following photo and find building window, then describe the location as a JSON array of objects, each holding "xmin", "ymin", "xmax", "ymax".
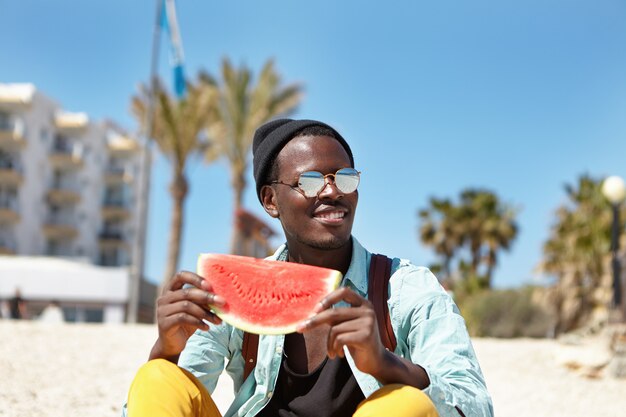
[
  {"xmin": 0, "ymin": 185, "xmax": 18, "ymax": 211},
  {"xmin": 103, "ymin": 184, "xmax": 127, "ymax": 206},
  {"xmin": 85, "ymin": 308, "xmax": 104, "ymax": 322},
  {"xmin": 101, "ymin": 219, "xmax": 124, "ymax": 238},
  {"xmin": 46, "ymin": 240, "xmax": 59, "ymax": 256},
  {"xmin": 62, "ymin": 306, "xmax": 104, "ymax": 323},
  {"xmin": 0, "ymin": 111, "xmax": 10, "ymax": 129},
  {"xmin": 0, "ymin": 227, "xmax": 17, "ymax": 253},
  {"xmin": 99, "ymin": 247, "xmax": 120, "ymax": 266},
  {"xmin": 46, "ymin": 239, "xmax": 72, "ymax": 257},
  {"xmin": 0, "ymin": 149, "xmax": 11, "ymax": 167}
]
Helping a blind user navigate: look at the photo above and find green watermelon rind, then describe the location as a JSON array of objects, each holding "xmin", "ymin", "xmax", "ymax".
[{"xmin": 197, "ymin": 254, "xmax": 343, "ymax": 335}]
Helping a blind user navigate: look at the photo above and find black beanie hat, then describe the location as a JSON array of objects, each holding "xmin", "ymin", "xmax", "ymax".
[{"xmin": 252, "ymin": 119, "xmax": 354, "ymax": 202}]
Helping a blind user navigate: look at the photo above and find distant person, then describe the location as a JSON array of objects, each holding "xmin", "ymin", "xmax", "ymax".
[
  {"xmin": 9, "ymin": 288, "xmax": 28, "ymax": 320},
  {"xmin": 124, "ymin": 119, "xmax": 493, "ymax": 416},
  {"xmin": 38, "ymin": 300, "xmax": 64, "ymax": 323}
]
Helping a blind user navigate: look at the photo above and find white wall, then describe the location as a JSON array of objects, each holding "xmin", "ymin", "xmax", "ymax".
[{"xmin": 13, "ymin": 91, "xmax": 59, "ymax": 255}]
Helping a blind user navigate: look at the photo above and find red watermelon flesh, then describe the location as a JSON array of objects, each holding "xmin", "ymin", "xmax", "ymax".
[{"xmin": 197, "ymin": 253, "xmax": 342, "ymax": 335}]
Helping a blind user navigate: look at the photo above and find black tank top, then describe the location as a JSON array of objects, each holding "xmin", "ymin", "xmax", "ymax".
[{"xmin": 256, "ymin": 354, "xmax": 365, "ymax": 417}]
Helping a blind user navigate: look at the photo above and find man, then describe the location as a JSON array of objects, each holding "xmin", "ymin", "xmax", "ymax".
[
  {"xmin": 9, "ymin": 288, "xmax": 28, "ymax": 320},
  {"xmin": 126, "ymin": 119, "xmax": 493, "ymax": 417}
]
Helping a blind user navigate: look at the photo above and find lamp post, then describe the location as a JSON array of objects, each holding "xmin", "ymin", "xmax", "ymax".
[{"xmin": 602, "ymin": 175, "xmax": 626, "ymax": 321}]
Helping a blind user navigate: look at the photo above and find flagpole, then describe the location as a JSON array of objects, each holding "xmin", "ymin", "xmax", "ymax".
[{"xmin": 127, "ymin": 0, "xmax": 163, "ymax": 323}]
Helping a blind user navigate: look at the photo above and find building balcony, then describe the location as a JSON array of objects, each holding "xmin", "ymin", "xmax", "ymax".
[
  {"xmin": 42, "ymin": 214, "xmax": 78, "ymax": 240},
  {"xmin": 0, "ymin": 83, "xmax": 34, "ymax": 111},
  {"xmin": 47, "ymin": 181, "xmax": 81, "ymax": 205},
  {"xmin": 107, "ymin": 134, "xmax": 140, "ymax": 157},
  {"xmin": 0, "ymin": 239, "xmax": 16, "ymax": 255},
  {"xmin": 104, "ymin": 166, "xmax": 132, "ymax": 185},
  {"xmin": 101, "ymin": 199, "xmax": 131, "ymax": 219},
  {"xmin": 98, "ymin": 246, "xmax": 127, "ymax": 267},
  {"xmin": 0, "ymin": 163, "xmax": 24, "ymax": 186},
  {"xmin": 0, "ymin": 120, "xmax": 26, "ymax": 149},
  {"xmin": 0, "ymin": 199, "xmax": 20, "ymax": 224},
  {"xmin": 54, "ymin": 112, "xmax": 89, "ymax": 134},
  {"xmin": 49, "ymin": 143, "xmax": 83, "ymax": 169},
  {"xmin": 98, "ymin": 230, "xmax": 128, "ymax": 249}
]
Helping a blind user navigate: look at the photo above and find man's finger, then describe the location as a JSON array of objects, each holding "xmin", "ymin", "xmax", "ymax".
[
  {"xmin": 327, "ymin": 321, "xmax": 363, "ymax": 357},
  {"xmin": 314, "ymin": 287, "xmax": 367, "ymax": 313},
  {"xmin": 161, "ymin": 311, "xmax": 211, "ymax": 331},
  {"xmin": 167, "ymin": 271, "xmax": 206, "ymax": 292},
  {"xmin": 162, "ymin": 286, "xmax": 225, "ymax": 308},
  {"xmin": 160, "ymin": 299, "xmax": 218, "ymax": 323},
  {"xmin": 297, "ymin": 306, "xmax": 364, "ymax": 332}
]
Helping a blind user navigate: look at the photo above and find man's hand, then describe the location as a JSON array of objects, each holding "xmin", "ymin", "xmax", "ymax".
[
  {"xmin": 297, "ymin": 287, "xmax": 430, "ymax": 389},
  {"xmin": 296, "ymin": 287, "xmax": 386, "ymax": 376},
  {"xmin": 149, "ymin": 271, "xmax": 225, "ymax": 363}
]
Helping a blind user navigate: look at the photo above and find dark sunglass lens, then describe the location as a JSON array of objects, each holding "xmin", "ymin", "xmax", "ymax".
[
  {"xmin": 298, "ymin": 171, "xmax": 324, "ymax": 197},
  {"xmin": 335, "ymin": 168, "xmax": 360, "ymax": 194}
]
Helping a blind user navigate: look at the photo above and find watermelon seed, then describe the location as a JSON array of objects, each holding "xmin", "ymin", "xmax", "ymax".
[{"xmin": 211, "ymin": 264, "xmax": 226, "ymax": 274}]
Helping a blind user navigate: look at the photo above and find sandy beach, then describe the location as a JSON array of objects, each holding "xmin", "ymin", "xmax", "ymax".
[{"xmin": 0, "ymin": 320, "xmax": 623, "ymax": 417}]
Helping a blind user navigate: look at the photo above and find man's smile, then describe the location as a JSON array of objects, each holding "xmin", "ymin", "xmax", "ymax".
[{"xmin": 313, "ymin": 207, "xmax": 348, "ymax": 225}]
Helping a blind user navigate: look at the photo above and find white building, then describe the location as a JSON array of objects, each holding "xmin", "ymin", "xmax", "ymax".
[
  {"xmin": 0, "ymin": 257, "xmax": 129, "ymax": 322},
  {"xmin": 0, "ymin": 83, "xmax": 153, "ymax": 323}
]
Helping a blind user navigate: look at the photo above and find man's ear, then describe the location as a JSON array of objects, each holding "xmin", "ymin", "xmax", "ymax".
[{"xmin": 260, "ymin": 185, "xmax": 279, "ymax": 218}]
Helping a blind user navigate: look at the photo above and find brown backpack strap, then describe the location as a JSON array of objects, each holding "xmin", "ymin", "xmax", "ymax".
[
  {"xmin": 242, "ymin": 331, "xmax": 259, "ymax": 381},
  {"xmin": 241, "ymin": 253, "xmax": 396, "ymax": 382},
  {"xmin": 368, "ymin": 254, "xmax": 397, "ymax": 352}
]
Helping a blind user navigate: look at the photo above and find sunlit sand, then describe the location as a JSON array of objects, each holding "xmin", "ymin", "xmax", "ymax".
[{"xmin": 0, "ymin": 321, "xmax": 623, "ymax": 417}]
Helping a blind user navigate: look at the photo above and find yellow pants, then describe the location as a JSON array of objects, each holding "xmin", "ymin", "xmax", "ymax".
[{"xmin": 128, "ymin": 359, "xmax": 439, "ymax": 417}]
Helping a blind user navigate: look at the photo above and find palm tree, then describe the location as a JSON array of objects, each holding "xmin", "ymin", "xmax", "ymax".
[
  {"xmin": 418, "ymin": 189, "xmax": 518, "ymax": 290},
  {"xmin": 457, "ymin": 189, "xmax": 519, "ymax": 287},
  {"xmin": 131, "ymin": 76, "xmax": 217, "ymax": 288},
  {"xmin": 539, "ymin": 175, "xmax": 624, "ymax": 334},
  {"xmin": 200, "ymin": 58, "xmax": 303, "ymax": 254},
  {"xmin": 418, "ymin": 198, "xmax": 463, "ymax": 281}
]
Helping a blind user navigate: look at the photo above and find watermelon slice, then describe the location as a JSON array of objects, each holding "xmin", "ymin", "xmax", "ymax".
[{"xmin": 197, "ymin": 254, "xmax": 342, "ymax": 335}]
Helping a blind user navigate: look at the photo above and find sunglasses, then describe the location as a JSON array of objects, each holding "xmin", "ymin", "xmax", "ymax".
[{"xmin": 272, "ymin": 167, "xmax": 361, "ymax": 198}]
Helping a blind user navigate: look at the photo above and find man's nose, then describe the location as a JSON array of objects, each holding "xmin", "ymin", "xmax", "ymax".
[{"xmin": 317, "ymin": 176, "xmax": 343, "ymax": 199}]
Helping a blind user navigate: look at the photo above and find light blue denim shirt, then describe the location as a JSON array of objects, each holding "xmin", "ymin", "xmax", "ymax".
[{"xmin": 172, "ymin": 237, "xmax": 493, "ymax": 417}]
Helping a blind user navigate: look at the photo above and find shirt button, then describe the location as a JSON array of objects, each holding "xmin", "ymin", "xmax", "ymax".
[
  {"xmin": 267, "ymin": 391, "xmax": 273, "ymax": 399},
  {"xmin": 275, "ymin": 346, "xmax": 282, "ymax": 354}
]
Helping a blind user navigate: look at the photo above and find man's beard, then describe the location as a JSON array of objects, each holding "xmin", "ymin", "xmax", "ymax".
[{"xmin": 295, "ymin": 233, "xmax": 351, "ymax": 251}]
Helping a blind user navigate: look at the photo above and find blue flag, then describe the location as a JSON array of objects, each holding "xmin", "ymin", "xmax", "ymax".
[{"xmin": 161, "ymin": 0, "xmax": 186, "ymax": 98}]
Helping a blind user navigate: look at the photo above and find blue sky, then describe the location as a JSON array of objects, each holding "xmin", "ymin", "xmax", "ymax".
[{"xmin": 2, "ymin": 1, "xmax": 626, "ymax": 288}]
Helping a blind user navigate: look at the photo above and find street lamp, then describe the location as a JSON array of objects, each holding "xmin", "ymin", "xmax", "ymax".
[{"xmin": 602, "ymin": 175, "xmax": 626, "ymax": 320}]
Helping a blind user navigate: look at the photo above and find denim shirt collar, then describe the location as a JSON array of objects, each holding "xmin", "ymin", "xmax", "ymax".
[{"xmin": 270, "ymin": 236, "xmax": 370, "ymax": 296}]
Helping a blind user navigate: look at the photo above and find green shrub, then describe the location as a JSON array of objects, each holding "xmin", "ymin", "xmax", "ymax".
[{"xmin": 458, "ymin": 287, "xmax": 553, "ymax": 338}]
